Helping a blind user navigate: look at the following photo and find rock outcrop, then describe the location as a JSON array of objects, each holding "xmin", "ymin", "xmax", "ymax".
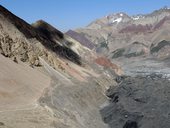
[
  {"xmin": 0, "ymin": 5, "xmax": 82, "ymax": 68},
  {"xmin": 101, "ymin": 76, "xmax": 170, "ymax": 128}
]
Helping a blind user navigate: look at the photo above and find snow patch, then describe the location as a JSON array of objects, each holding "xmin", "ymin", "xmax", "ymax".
[
  {"xmin": 112, "ymin": 17, "xmax": 122, "ymax": 23},
  {"xmin": 120, "ymin": 13, "xmax": 123, "ymax": 17},
  {"xmin": 132, "ymin": 15, "xmax": 145, "ymax": 20},
  {"xmin": 133, "ymin": 17, "xmax": 140, "ymax": 20}
]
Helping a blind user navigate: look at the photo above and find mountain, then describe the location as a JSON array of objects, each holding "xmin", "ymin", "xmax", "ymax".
[
  {"xmin": 76, "ymin": 8, "xmax": 170, "ymax": 128},
  {"xmin": 77, "ymin": 7, "xmax": 170, "ymax": 60},
  {"xmin": 1, "ymin": 4, "xmax": 170, "ymax": 128},
  {"xmin": 0, "ymin": 5, "xmax": 122, "ymax": 128},
  {"xmin": 76, "ymin": 6, "xmax": 170, "ymax": 81}
]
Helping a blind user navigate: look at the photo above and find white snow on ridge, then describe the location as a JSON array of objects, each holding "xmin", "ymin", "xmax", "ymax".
[
  {"xmin": 133, "ymin": 17, "xmax": 140, "ymax": 20},
  {"xmin": 132, "ymin": 15, "xmax": 145, "ymax": 21},
  {"xmin": 112, "ymin": 17, "xmax": 122, "ymax": 23},
  {"xmin": 120, "ymin": 13, "xmax": 123, "ymax": 17}
]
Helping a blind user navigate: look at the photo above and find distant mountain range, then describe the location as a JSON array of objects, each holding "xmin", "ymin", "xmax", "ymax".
[{"xmin": 76, "ymin": 6, "xmax": 170, "ymax": 60}]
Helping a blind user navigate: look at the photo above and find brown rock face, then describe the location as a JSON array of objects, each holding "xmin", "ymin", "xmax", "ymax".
[
  {"xmin": 0, "ymin": 33, "xmax": 42, "ymax": 66},
  {"xmin": 95, "ymin": 57, "xmax": 123, "ymax": 75},
  {"xmin": 119, "ymin": 24, "xmax": 153, "ymax": 33}
]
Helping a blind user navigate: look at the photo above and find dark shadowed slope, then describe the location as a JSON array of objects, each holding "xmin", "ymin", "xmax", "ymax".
[
  {"xmin": 66, "ymin": 30, "xmax": 95, "ymax": 50},
  {"xmin": 32, "ymin": 20, "xmax": 64, "ymax": 42},
  {"xmin": 0, "ymin": 5, "xmax": 81, "ymax": 65},
  {"xmin": 101, "ymin": 76, "xmax": 170, "ymax": 128}
]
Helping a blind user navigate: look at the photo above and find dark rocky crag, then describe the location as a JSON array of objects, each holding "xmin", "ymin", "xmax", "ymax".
[{"xmin": 101, "ymin": 75, "xmax": 170, "ymax": 128}]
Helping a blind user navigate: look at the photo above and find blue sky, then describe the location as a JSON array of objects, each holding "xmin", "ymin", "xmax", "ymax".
[{"xmin": 1, "ymin": 0, "xmax": 170, "ymax": 31}]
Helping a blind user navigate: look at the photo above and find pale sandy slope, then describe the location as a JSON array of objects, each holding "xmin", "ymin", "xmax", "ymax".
[{"xmin": 0, "ymin": 54, "xmax": 50, "ymax": 111}]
